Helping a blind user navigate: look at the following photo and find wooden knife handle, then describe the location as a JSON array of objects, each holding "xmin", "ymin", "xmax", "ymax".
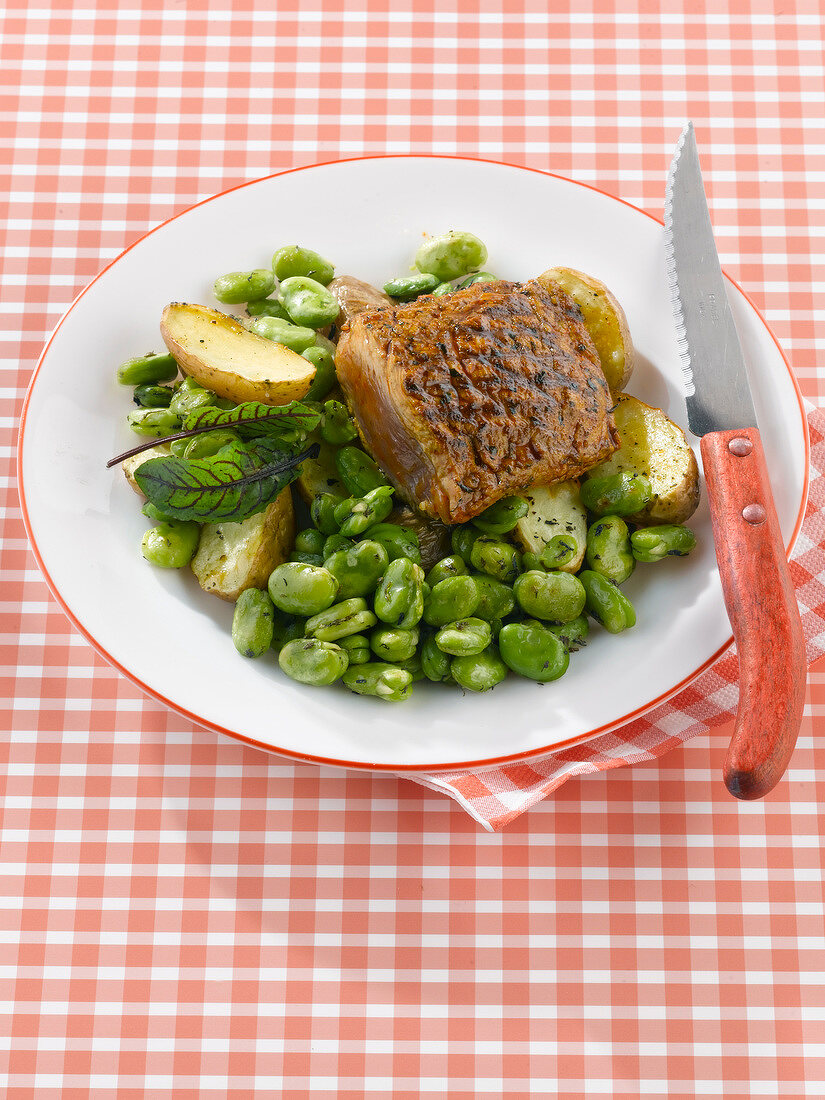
[{"xmin": 700, "ymin": 428, "xmax": 806, "ymax": 799}]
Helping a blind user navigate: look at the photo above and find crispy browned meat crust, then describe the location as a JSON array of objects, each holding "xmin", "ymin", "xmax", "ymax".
[{"xmin": 335, "ymin": 278, "xmax": 618, "ymax": 524}]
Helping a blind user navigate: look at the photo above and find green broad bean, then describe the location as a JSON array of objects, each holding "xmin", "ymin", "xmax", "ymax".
[
  {"xmin": 470, "ymin": 535, "xmax": 521, "ymax": 584},
  {"xmin": 334, "ymin": 486, "xmax": 395, "ymax": 537},
  {"xmin": 488, "ymin": 617, "xmax": 504, "ymax": 639},
  {"xmin": 232, "ymin": 589, "xmax": 275, "ymax": 658},
  {"xmin": 213, "ymin": 268, "xmax": 275, "ymax": 304},
  {"xmin": 374, "ymin": 557, "xmax": 425, "ymax": 628},
  {"xmin": 498, "ymin": 621, "xmax": 569, "ymax": 682},
  {"xmin": 302, "ymin": 345, "xmax": 337, "ymax": 401},
  {"xmin": 395, "ymin": 654, "xmax": 424, "ymax": 682},
  {"xmin": 471, "ymin": 496, "xmax": 529, "ymax": 535},
  {"xmin": 383, "ymin": 272, "xmax": 439, "ymax": 300},
  {"xmin": 290, "ymin": 551, "xmax": 324, "ymax": 566},
  {"xmin": 521, "ymin": 551, "xmax": 544, "ymax": 572},
  {"xmin": 342, "ymin": 663, "xmax": 413, "ymax": 702},
  {"xmin": 278, "ymin": 638, "xmax": 348, "ymax": 686},
  {"xmin": 421, "ymin": 636, "xmax": 452, "ymax": 682},
  {"xmin": 426, "ymin": 554, "xmax": 469, "ymax": 587},
  {"xmin": 457, "ymin": 271, "xmax": 497, "ymax": 288},
  {"xmin": 320, "ymin": 399, "xmax": 358, "ymax": 445},
  {"xmin": 370, "ymin": 624, "xmax": 419, "ymax": 663},
  {"xmin": 540, "ymin": 533, "xmax": 579, "ymax": 570},
  {"xmin": 451, "ymin": 524, "xmax": 482, "ymax": 564},
  {"xmin": 126, "ymin": 408, "xmax": 181, "ymax": 437},
  {"xmin": 294, "ymin": 528, "xmax": 327, "ymax": 556},
  {"xmin": 513, "ymin": 569, "xmax": 587, "ymax": 623},
  {"xmin": 432, "ymin": 281, "xmax": 454, "ymax": 296},
  {"xmin": 434, "ymin": 617, "xmax": 491, "ymax": 657},
  {"xmin": 322, "ymin": 533, "xmax": 355, "ymax": 558},
  {"xmin": 132, "ymin": 383, "xmax": 173, "ymax": 408},
  {"xmin": 141, "ymin": 520, "xmax": 200, "ymax": 568},
  {"xmin": 169, "ymin": 376, "xmax": 219, "ymax": 417},
  {"xmin": 580, "ymin": 471, "xmax": 653, "ymax": 517},
  {"xmin": 247, "ymin": 315, "xmax": 316, "ymax": 352},
  {"xmin": 271, "ymin": 245, "xmax": 335, "ymax": 286},
  {"xmin": 579, "ymin": 570, "xmax": 637, "ymax": 634},
  {"xmin": 267, "ymin": 562, "xmax": 339, "ymax": 616},
  {"xmin": 423, "ymin": 575, "xmax": 480, "ymax": 627},
  {"xmin": 451, "ymin": 646, "xmax": 508, "ymax": 692},
  {"xmin": 324, "ymin": 540, "xmax": 389, "ymax": 599},
  {"xmin": 470, "ymin": 574, "xmax": 515, "ymax": 620},
  {"xmin": 169, "ymin": 437, "xmax": 190, "ymax": 456},
  {"xmin": 335, "ymin": 447, "xmax": 391, "ymax": 497},
  {"xmin": 183, "ymin": 429, "xmax": 240, "ymax": 460},
  {"xmin": 270, "ymin": 610, "xmax": 305, "ymax": 651},
  {"xmin": 585, "ymin": 515, "xmax": 635, "ymax": 585},
  {"xmin": 280, "ymin": 276, "xmax": 339, "ymax": 329},
  {"xmin": 245, "ymin": 297, "xmax": 290, "ymax": 319},
  {"xmin": 364, "ymin": 523, "xmax": 421, "ymax": 564},
  {"xmin": 305, "ymin": 597, "xmax": 378, "ymax": 642},
  {"xmin": 414, "ymin": 231, "xmax": 488, "ymax": 282},
  {"xmin": 117, "ymin": 352, "xmax": 178, "ymax": 386},
  {"xmin": 311, "ymin": 492, "xmax": 345, "ymax": 535},
  {"xmin": 547, "ymin": 614, "xmax": 590, "ymax": 652},
  {"xmin": 142, "ymin": 501, "xmax": 175, "ymax": 523},
  {"xmin": 339, "ymin": 633, "xmax": 371, "ymax": 665},
  {"xmin": 631, "ymin": 525, "xmax": 697, "ymax": 563}
]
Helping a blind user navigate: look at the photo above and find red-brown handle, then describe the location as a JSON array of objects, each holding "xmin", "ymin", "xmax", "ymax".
[{"xmin": 701, "ymin": 427, "xmax": 806, "ymax": 799}]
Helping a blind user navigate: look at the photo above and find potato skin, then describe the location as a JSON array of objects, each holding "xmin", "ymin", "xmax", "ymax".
[
  {"xmin": 122, "ymin": 444, "xmax": 172, "ymax": 495},
  {"xmin": 537, "ymin": 267, "xmax": 634, "ymax": 393},
  {"xmin": 190, "ymin": 488, "xmax": 295, "ymax": 602},
  {"xmin": 160, "ymin": 302, "xmax": 315, "ymax": 406}
]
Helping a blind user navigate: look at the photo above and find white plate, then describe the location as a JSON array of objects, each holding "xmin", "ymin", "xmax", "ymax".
[{"xmin": 18, "ymin": 156, "xmax": 809, "ymax": 772}]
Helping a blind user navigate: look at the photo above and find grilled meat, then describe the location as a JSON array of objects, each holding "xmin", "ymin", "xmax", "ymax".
[{"xmin": 334, "ymin": 278, "xmax": 618, "ymax": 524}]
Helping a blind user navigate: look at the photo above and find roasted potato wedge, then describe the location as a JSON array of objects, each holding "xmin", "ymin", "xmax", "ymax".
[
  {"xmin": 160, "ymin": 302, "xmax": 315, "ymax": 406},
  {"xmin": 190, "ymin": 488, "xmax": 295, "ymax": 602},
  {"xmin": 583, "ymin": 394, "xmax": 700, "ymax": 525},
  {"xmin": 295, "ymin": 436, "xmax": 345, "ymax": 503},
  {"xmin": 512, "ymin": 480, "xmax": 587, "ymax": 573},
  {"xmin": 122, "ymin": 444, "xmax": 171, "ymax": 495},
  {"xmin": 538, "ymin": 267, "xmax": 634, "ymax": 393}
]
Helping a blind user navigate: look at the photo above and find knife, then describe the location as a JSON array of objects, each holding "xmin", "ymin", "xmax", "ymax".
[{"xmin": 664, "ymin": 122, "xmax": 806, "ymax": 800}]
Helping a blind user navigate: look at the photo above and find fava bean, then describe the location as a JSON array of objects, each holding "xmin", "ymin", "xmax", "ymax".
[
  {"xmin": 421, "ymin": 636, "xmax": 452, "ymax": 682},
  {"xmin": 267, "ymin": 562, "xmax": 339, "ymax": 616},
  {"xmin": 586, "ymin": 515, "xmax": 635, "ymax": 584},
  {"xmin": 334, "ymin": 486, "xmax": 395, "ymax": 537},
  {"xmin": 547, "ymin": 614, "xmax": 590, "ymax": 652},
  {"xmin": 126, "ymin": 408, "xmax": 181, "ymax": 437},
  {"xmin": 213, "ymin": 268, "xmax": 275, "ymax": 304},
  {"xmin": 322, "ymin": 533, "xmax": 355, "ymax": 558},
  {"xmin": 383, "ymin": 272, "xmax": 439, "ymax": 300},
  {"xmin": 183, "ymin": 429, "xmax": 240, "ymax": 460},
  {"xmin": 339, "ymin": 633, "xmax": 371, "ymax": 665},
  {"xmin": 169, "ymin": 377, "xmax": 223, "ymax": 417},
  {"xmin": 117, "ymin": 352, "xmax": 178, "ymax": 386},
  {"xmin": 302, "ymin": 345, "xmax": 337, "ymax": 401},
  {"xmin": 142, "ymin": 501, "xmax": 175, "ymax": 523},
  {"xmin": 133, "ymin": 383, "xmax": 174, "ymax": 408},
  {"xmin": 470, "ymin": 574, "xmax": 515, "ymax": 620},
  {"xmin": 270, "ymin": 610, "xmax": 305, "ymax": 651},
  {"xmin": 581, "ymin": 471, "xmax": 652, "ymax": 517},
  {"xmin": 280, "ymin": 276, "xmax": 339, "ymax": 329},
  {"xmin": 513, "ymin": 569, "xmax": 586, "ymax": 623},
  {"xmin": 278, "ymin": 637, "xmax": 348, "ymax": 685},
  {"xmin": 335, "ymin": 447, "xmax": 392, "ymax": 497},
  {"xmin": 290, "ymin": 551, "xmax": 324, "ymax": 566},
  {"xmin": 374, "ymin": 557, "xmax": 425, "ymax": 628},
  {"xmin": 232, "ymin": 588, "xmax": 275, "ymax": 657},
  {"xmin": 365, "ymin": 523, "xmax": 421, "ymax": 564},
  {"xmin": 498, "ymin": 621, "xmax": 569, "ymax": 682},
  {"xmin": 324, "ymin": 540, "xmax": 389, "ymax": 599},
  {"xmin": 247, "ymin": 315, "xmax": 316, "ymax": 352},
  {"xmin": 305, "ymin": 597, "xmax": 377, "ymax": 642},
  {"xmin": 370, "ymin": 624, "xmax": 419, "ymax": 663},
  {"xmin": 451, "ymin": 646, "xmax": 507, "ymax": 692},
  {"xmin": 540, "ymin": 533, "xmax": 579, "ymax": 570},
  {"xmin": 141, "ymin": 520, "xmax": 200, "ymax": 568},
  {"xmin": 426, "ymin": 554, "xmax": 469, "ymax": 587},
  {"xmin": 471, "ymin": 496, "xmax": 529, "ymax": 535},
  {"xmin": 451, "ymin": 524, "xmax": 481, "ymax": 564},
  {"xmin": 395, "ymin": 653, "xmax": 425, "ymax": 682},
  {"xmin": 311, "ymin": 492, "xmax": 345, "ymax": 535},
  {"xmin": 631, "ymin": 525, "xmax": 697, "ymax": 563},
  {"xmin": 457, "ymin": 271, "xmax": 497, "ymax": 288},
  {"xmin": 470, "ymin": 535, "xmax": 521, "ymax": 584},
  {"xmin": 294, "ymin": 528, "xmax": 327, "ymax": 556},
  {"xmin": 579, "ymin": 570, "xmax": 636, "ymax": 633},
  {"xmin": 432, "ymin": 281, "xmax": 454, "ymax": 296},
  {"xmin": 342, "ymin": 662, "xmax": 413, "ymax": 702},
  {"xmin": 424, "ymin": 575, "xmax": 479, "ymax": 627},
  {"xmin": 521, "ymin": 552, "xmax": 544, "ymax": 572},
  {"xmin": 245, "ymin": 297, "xmax": 290, "ymax": 319},
  {"xmin": 170, "ymin": 437, "xmax": 190, "ymax": 456},
  {"xmin": 271, "ymin": 245, "xmax": 334, "ymax": 286},
  {"xmin": 435, "ymin": 617, "xmax": 491, "ymax": 657},
  {"xmin": 320, "ymin": 399, "xmax": 358, "ymax": 445},
  {"xmin": 415, "ymin": 231, "xmax": 488, "ymax": 282}
]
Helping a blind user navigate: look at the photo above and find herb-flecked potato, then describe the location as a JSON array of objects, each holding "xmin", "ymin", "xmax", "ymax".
[
  {"xmin": 160, "ymin": 302, "xmax": 315, "ymax": 406},
  {"xmin": 122, "ymin": 444, "xmax": 171, "ymax": 495},
  {"xmin": 190, "ymin": 488, "xmax": 295, "ymax": 602},
  {"xmin": 295, "ymin": 436, "xmax": 346, "ymax": 503},
  {"xmin": 583, "ymin": 394, "xmax": 700, "ymax": 525},
  {"xmin": 537, "ymin": 267, "xmax": 634, "ymax": 393},
  {"xmin": 512, "ymin": 480, "xmax": 588, "ymax": 573}
]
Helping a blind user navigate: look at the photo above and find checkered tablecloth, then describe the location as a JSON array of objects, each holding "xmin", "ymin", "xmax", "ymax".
[{"xmin": 3, "ymin": 2, "xmax": 825, "ymax": 1096}]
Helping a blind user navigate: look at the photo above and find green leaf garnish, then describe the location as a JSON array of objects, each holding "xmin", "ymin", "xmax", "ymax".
[
  {"xmin": 182, "ymin": 399, "xmax": 321, "ymax": 439},
  {"xmin": 133, "ymin": 440, "xmax": 319, "ymax": 523}
]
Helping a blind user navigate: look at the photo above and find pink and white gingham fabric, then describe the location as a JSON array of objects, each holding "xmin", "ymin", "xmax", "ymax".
[{"xmin": 3, "ymin": 3, "xmax": 825, "ymax": 1097}]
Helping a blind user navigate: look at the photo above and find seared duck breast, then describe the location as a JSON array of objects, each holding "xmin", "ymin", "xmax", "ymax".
[{"xmin": 334, "ymin": 278, "xmax": 618, "ymax": 524}]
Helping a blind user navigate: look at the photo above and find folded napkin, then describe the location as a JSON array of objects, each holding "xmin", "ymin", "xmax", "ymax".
[{"xmin": 411, "ymin": 406, "xmax": 825, "ymax": 831}]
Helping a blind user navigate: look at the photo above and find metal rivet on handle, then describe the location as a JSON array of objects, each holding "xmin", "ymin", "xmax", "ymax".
[
  {"xmin": 742, "ymin": 503, "xmax": 766, "ymax": 525},
  {"xmin": 729, "ymin": 437, "xmax": 753, "ymax": 457}
]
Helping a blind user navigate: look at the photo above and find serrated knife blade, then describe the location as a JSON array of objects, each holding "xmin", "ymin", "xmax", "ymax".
[{"xmin": 663, "ymin": 122, "xmax": 805, "ymax": 801}]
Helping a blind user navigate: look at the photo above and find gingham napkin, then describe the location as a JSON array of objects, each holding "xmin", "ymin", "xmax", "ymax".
[{"xmin": 411, "ymin": 406, "xmax": 825, "ymax": 831}]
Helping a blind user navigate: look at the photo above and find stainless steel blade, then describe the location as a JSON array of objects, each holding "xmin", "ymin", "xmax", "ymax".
[{"xmin": 664, "ymin": 122, "xmax": 758, "ymax": 438}]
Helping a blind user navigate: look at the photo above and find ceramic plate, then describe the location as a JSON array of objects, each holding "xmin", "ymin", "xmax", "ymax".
[{"xmin": 18, "ymin": 156, "xmax": 809, "ymax": 771}]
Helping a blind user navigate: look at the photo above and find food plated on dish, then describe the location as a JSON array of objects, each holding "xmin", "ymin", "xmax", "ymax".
[{"xmin": 109, "ymin": 230, "xmax": 701, "ymax": 703}]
